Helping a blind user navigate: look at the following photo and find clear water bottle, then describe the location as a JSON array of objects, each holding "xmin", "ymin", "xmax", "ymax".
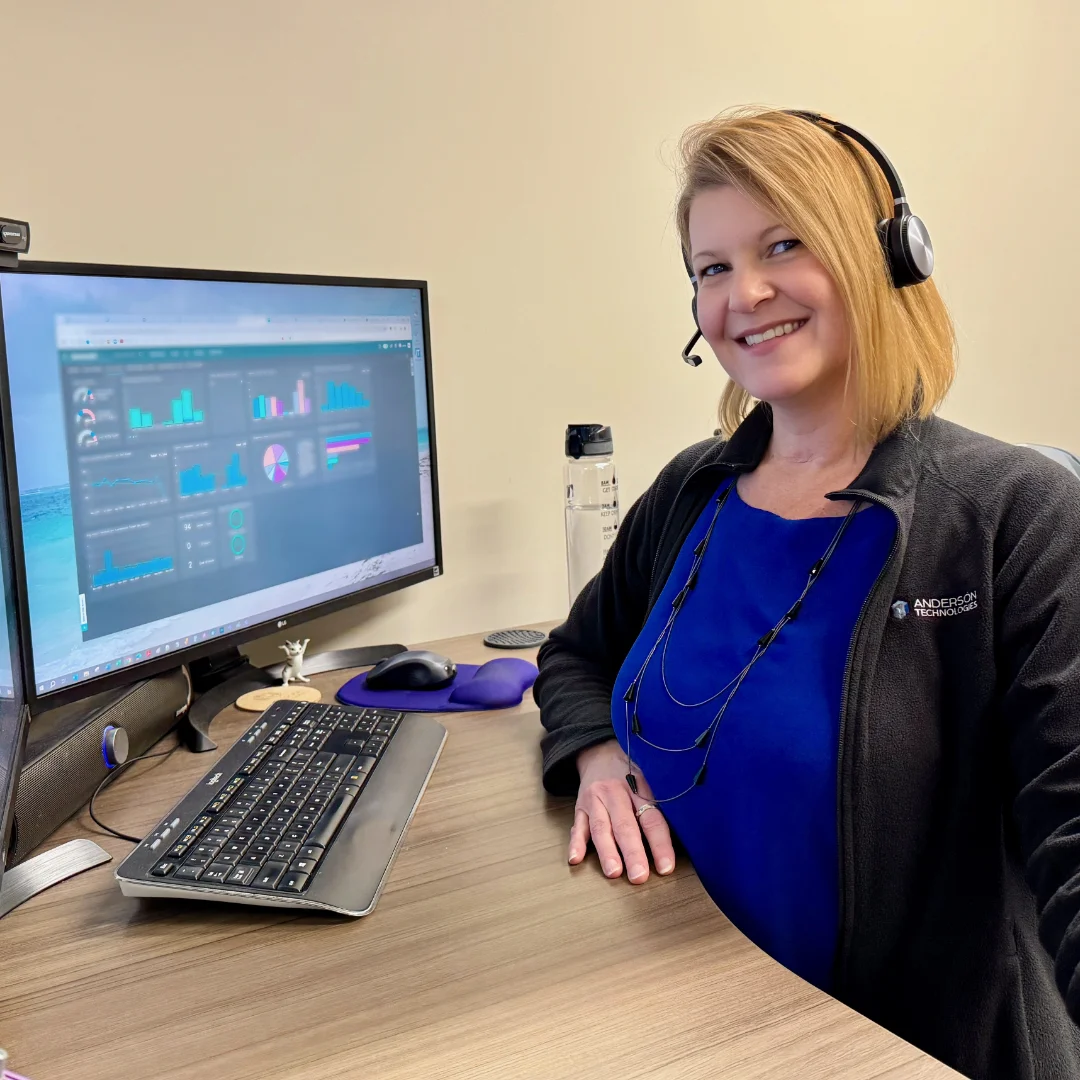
[{"xmin": 564, "ymin": 424, "xmax": 620, "ymax": 605}]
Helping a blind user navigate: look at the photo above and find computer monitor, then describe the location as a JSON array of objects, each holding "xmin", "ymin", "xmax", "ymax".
[
  {"xmin": 0, "ymin": 262, "xmax": 440, "ymax": 711},
  {"xmin": 0, "ymin": 406, "xmax": 29, "ymax": 885}
]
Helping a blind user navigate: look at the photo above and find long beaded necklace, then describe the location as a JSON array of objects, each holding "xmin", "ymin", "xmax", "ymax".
[{"xmin": 623, "ymin": 481, "xmax": 862, "ymax": 805}]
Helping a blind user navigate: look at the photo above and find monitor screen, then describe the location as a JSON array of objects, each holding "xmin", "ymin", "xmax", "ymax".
[
  {"xmin": 0, "ymin": 420, "xmax": 27, "ymax": 876},
  {"xmin": 0, "ymin": 265, "xmax": 439, "ymax": 701}
]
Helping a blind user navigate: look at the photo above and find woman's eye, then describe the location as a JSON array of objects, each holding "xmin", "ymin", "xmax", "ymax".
[
  {"xmin": 769, "ymin": 238, "xmax": 801, "ymax": 256},
  {"xmin": 701, "ymin": 263, "xmax": 729, "ymax": 278}
]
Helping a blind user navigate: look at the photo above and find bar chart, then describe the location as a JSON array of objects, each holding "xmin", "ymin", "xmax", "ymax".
[
  {"xmin": 323, "ymin": 431, "xmax": 375, "ymax": 477},
  {"xmin": 93, "ymin": 549, "xmax": 175, "ymax": 587},
  {"xmin": 321, "ymin": 380, "xmax": 371, "ymax": 413},
  {"xmin": 174, "ymin": 444, "xmax": 250, "ymax": 499},
  {"xmin": 122, "ymin": 376, "xmax": 207, "ymax": 433},
  {"xmin": 129, "ymin": 388, "xmax": 204, "ymax": 429},
  {"xmin": 317, "ymin": 366, "xmax": 372, "ymax": 415},
  {"xmin": 85, "ymin": 519, "xmax": 177, "ymax": 591},
  {"xmin": 252, "ymin": 376, "xmax": 312, "ymax": 420}
]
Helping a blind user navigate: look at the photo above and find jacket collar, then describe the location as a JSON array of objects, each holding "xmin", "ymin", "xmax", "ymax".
[{"xmin": 694, "ymin": 402, "xmax": 930, "ymax": 509}]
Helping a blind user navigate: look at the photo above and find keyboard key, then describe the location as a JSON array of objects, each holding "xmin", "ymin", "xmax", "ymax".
[
  {"xmin": 239, "ymin": 852, "xmax": 267, "ymax": 867},
  {"xmin": 288, "ymin": 857, "xmax": 319, "ymax": 876},
  {"xmin": 252, "ymin": 861, "xmax": 289, "ymax": 889},
  {"xmin": 226, "ymin": 864, "xmax": 259, "ymax": 887},
  {"xmin": 298, "ymin": 845, "xmax": 324, "ymax": 861},
  {"xmin": 190, "ymin": 842, "xmax": 221, "ymax": 861},
  {"xmin": 327, "ymin": 754, "xmax": 356, "ymax": 777},
  {"xmin": 150, "ymin": 860, "xmax": 178, "ymax": 877},
  {"xmin": 174, "ymin": 864, "xmax": 203, "ymax": 881},
  {"xmin": 342, "ymin": 737, "xmax": 366, "ymax": 754},
  {"xmin": 276, "ymin": 871, "xmax": 310, "ymax": 893},
  {"xmin": 200, "ymin": 863, "xmax": 231, "ymax": 884},
  {"xmin": 166, "ymin": 840, "xmax": 192, "ymax": 859},
  {"xmin": 283, "ymin": 828, "xmax": 309, "ymax": 844},
  {"xmin": 215, "ymin": 851, "xmax": 243, "ymax": 866},
  {"xmin": 354, "ymin": 755, "xmax": 378, "ymax": 774},
  {"xmin": 306, "ymin": 789, "xmax": 358, "ymax": 848}
]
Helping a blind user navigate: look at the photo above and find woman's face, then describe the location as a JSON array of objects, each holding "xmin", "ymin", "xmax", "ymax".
[{"xmin": 687, "ymin": 185, "xmax": 852, "ymax": 413}]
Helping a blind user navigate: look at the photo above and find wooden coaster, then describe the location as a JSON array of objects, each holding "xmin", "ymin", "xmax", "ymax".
[{"xmin": 235, "ymin": 685, "xmax": 323, "ymax": 711}]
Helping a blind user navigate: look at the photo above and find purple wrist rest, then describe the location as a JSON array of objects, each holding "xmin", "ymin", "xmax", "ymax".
[{"xmin": 336, "ymin": 656, "xmax": 539, "ymax": 712}]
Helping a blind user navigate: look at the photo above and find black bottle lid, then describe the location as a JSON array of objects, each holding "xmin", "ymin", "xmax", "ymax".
[{"xmin": 565, "ymin": 424, "xmax": 613, "ymax": 459}]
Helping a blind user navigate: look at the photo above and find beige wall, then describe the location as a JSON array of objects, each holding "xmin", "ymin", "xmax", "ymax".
[{"xmin": 3, "ymin": 0, "xmax": 1078, "ymax": 659}]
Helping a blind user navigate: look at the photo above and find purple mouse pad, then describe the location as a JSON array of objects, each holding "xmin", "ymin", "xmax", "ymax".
[{"xmin": 337, "ymin": 657, "xmax": 539, "ymax": 712}]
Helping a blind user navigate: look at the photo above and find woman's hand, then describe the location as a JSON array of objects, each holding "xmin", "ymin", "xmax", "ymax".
[{"xmin": 570, "ymin": 739, "xmax": 676, "ymax": 884}]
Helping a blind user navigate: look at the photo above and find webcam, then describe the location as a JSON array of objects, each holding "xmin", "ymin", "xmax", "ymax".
[{"xmin": 0, "ymin": 218, "xmax": 29, "ymax": 267}]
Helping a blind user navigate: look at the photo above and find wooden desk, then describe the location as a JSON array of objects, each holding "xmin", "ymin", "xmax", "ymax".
[{"xmin": 0, "ymin": 630, "xmax": 960, "ymax": 1079}]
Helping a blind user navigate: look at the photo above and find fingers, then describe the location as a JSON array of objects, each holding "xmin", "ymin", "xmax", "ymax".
[
  {"xmin": 571, "ymin": 779, "xmax": 652, "ymax": 884},
  {"xmin": 568, "ymin": 807, "xmax": 590, "ymax": 865},
  {"xmin": 635, "ymin": 804, "xmax": 676, "ymax": 875}
]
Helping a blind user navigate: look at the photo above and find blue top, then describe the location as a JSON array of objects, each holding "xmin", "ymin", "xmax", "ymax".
[{"xmin": 612, "ymin": 482, "xmax": 894, "ymax": 989}]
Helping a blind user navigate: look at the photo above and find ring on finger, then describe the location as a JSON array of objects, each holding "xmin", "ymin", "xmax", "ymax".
[{"xmin": 635, "ymin": 802, "xmax": 659, "ymax": 820}]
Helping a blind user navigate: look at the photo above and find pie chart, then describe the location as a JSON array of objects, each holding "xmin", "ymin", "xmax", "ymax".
[{"xmin": 263, "ymin": 444, "xmax": 289, "ymax": 483}]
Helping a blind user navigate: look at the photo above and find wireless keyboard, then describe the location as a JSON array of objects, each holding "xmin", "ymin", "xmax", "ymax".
[{"xmin": 116, "ymin": 698, "xmax": 447, "ymax": 915}]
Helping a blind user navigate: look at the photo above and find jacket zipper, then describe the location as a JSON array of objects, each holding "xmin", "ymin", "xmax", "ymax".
[{"xmin": 829, "ymin": 489, "xmax": 902, "ymax": 992}]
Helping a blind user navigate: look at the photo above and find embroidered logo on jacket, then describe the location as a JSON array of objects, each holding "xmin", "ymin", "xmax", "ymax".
[{"xmin": 912, "ymin": 591, "xmax": 978, "ymax": 617}]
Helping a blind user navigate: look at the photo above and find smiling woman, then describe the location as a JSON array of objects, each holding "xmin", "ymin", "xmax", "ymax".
[
  {"xmin": 535, "ymin": 105, "xmax": 1080, "ymax": 1080},
  {"xmin": 675, "ymin": 108, "xmax": 955, "ymax": 443}
]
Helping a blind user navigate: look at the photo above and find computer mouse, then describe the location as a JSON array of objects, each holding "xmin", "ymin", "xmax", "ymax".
[{"xmin": 365, "ymin": 650, "xmax": 457, "ymax": 691}]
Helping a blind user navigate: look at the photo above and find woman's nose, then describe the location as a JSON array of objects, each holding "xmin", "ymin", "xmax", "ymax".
[{"xmin": 727, "ymin": 263, "xmax": 775, "ymax": 313}]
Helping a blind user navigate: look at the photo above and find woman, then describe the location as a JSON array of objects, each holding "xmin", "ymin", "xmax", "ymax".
[{"xmin": 533, "ymin": 107, "xmax": 1080, "ymax": 1080}]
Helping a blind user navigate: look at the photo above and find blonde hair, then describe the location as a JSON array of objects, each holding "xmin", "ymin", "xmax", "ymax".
[{"xmin": 674, "ymin": 107, "xmax": 956, "ymax": 441}]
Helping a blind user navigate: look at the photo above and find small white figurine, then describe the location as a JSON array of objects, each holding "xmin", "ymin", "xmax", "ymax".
[{"xmin": 279, "ymin": 638, "xmax": 311, "ymax": 686}]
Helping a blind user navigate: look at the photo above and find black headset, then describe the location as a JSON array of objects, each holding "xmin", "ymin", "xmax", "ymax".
[{"xmin": 681, "ymin": 110, "xmax": 934, "ymax": 367}]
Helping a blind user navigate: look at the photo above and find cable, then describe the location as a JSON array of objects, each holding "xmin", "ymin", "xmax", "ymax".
[{"xmin": 88, "ymin": 737, "xmax": 182, "ymax": 844}]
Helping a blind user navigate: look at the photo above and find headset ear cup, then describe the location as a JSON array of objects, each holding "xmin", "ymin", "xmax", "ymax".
[{"xmin": 878, "ymin": 216, "xmax": 932, "ymax": 288}]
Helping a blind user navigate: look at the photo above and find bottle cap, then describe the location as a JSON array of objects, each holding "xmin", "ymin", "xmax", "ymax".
[{"xmin": 565, "ymin": 424, "xmax": 613, "ymax": 459}]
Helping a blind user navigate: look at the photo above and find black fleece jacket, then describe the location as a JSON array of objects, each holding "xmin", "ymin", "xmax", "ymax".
[{"xmin": 534, "ymin": 405, "xmax": 1080, "ymax": 1080}]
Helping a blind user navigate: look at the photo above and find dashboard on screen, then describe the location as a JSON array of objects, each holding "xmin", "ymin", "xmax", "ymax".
[{"xmin": 0, "ymin": 267, "xmax": 438, "ymax": 698}]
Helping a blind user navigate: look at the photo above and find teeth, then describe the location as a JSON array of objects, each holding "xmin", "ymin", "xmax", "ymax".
[{"xmin": 744, "ymin": 319, "xmax": 805, "ymax": 346}]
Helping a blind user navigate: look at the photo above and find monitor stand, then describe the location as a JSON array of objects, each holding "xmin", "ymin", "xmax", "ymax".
[
  {"xmin": 178, "ymin": 643, "xmax": 406, "ymax": 752},
  {"xmin": 0, "ymin": 838, "xmax": 111, "ymax": 919}
]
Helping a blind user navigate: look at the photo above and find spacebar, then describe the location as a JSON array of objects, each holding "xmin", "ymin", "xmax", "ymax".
[{"xmin": 307, "ymin": 789, "xmax": 359, "ymax": 848}]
